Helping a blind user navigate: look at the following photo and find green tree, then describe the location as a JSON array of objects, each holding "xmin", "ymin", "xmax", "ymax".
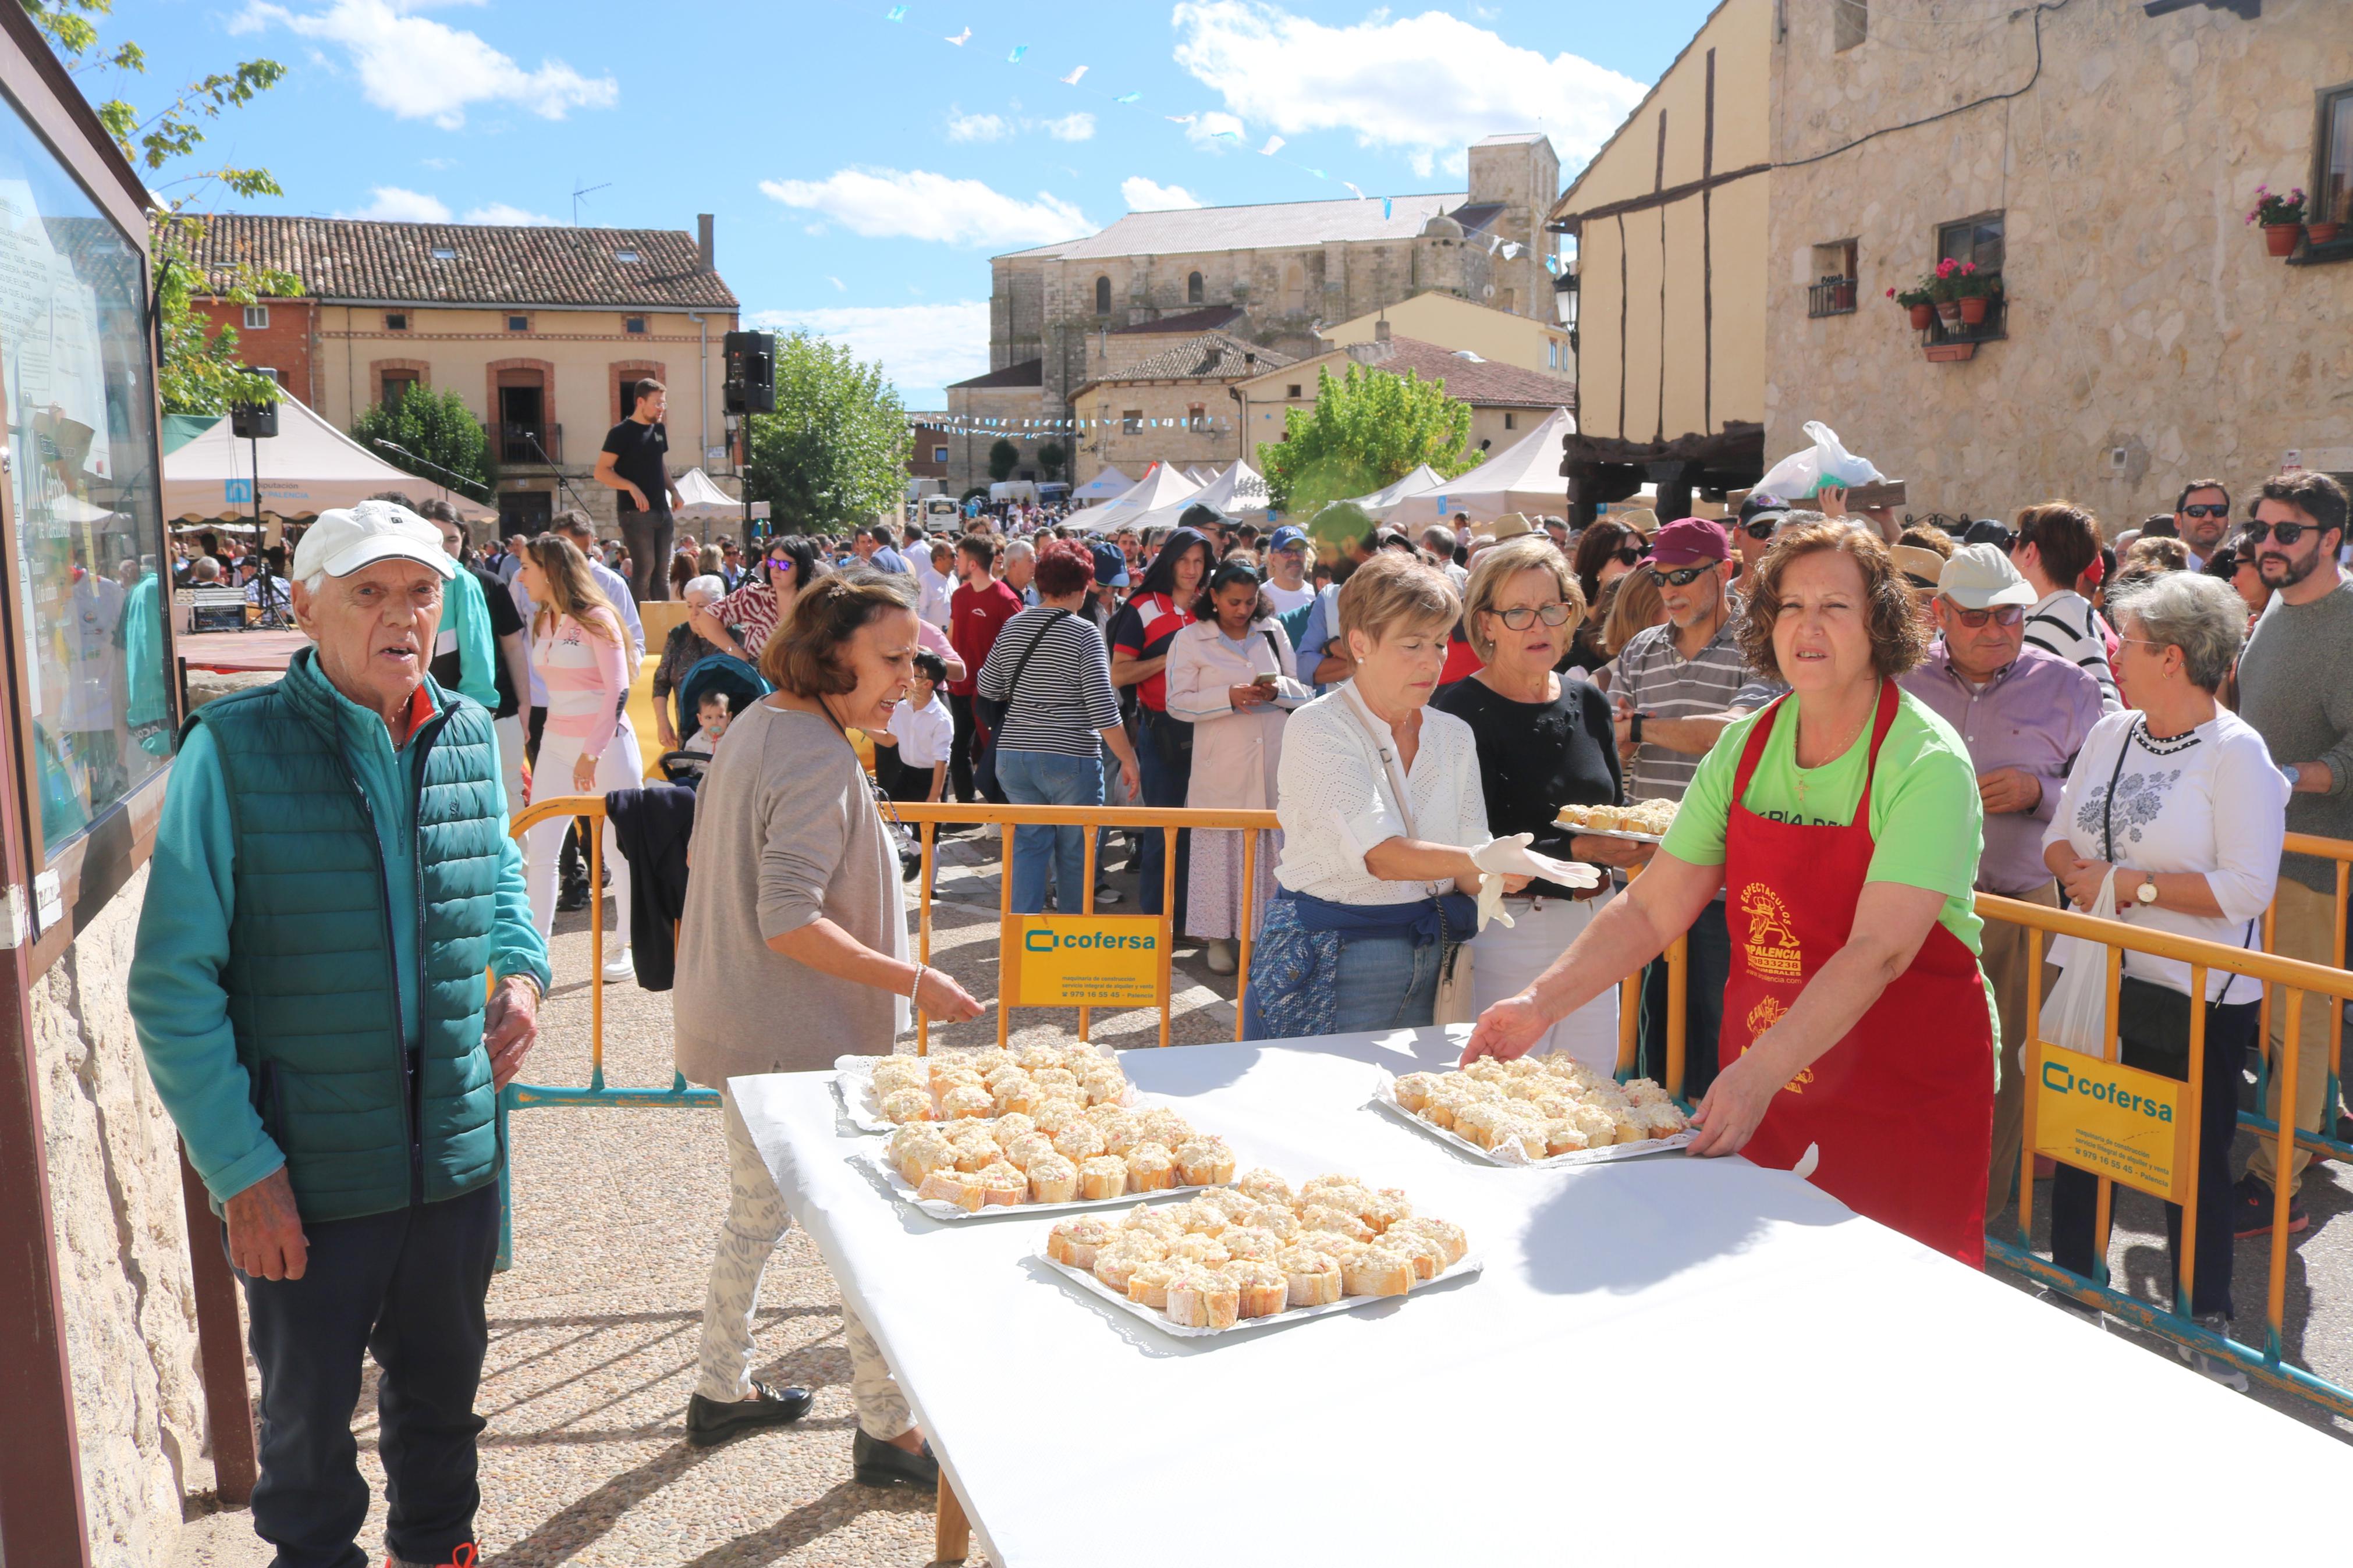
[
  {"xmin": 24, "ymin": 0, "xmax": 297, "ymax": 413},
  {"xmin": 744, "ymin": 331, "xmax": 910, "ymax": 531},
  {"xmin": 1037, "ymin": 440, "xmax": 1067, "ymax": 481},
  {"xmin": 1257, "ymin": 362, "xmax": 1480, "ymax": 515},
  {"xmin": 352, "ymin": 387, "xmax": 494, "ymax": 498},
  {"xmin": 986, "ymin": 438, "xmax": 1020, "ymax": 482}
]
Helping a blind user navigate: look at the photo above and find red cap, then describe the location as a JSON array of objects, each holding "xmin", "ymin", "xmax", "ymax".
[{"xmin": 1649, "ymin": 518, "xmax": 1731, "ymax": 568}]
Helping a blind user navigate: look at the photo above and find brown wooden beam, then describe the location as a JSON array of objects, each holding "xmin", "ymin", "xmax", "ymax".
[
  {"xmin": 1565, "ymin": 423, "xmax": 1765, "ymax": 472},
  {"xmin": 180, "ymin": 1147, "xmax": 257, "ymax": 1505},
  {"xmin": 1550, "ymin": 162, "xmax": 1771, "ymax": 236}
]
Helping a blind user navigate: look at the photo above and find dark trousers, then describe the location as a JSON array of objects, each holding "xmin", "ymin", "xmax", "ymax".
[
  {"xmin": 237, "ymin": 1184, "xmax": 500, "ymax": 1568},
  {"xmin": 619, "ymin": 508, "xmax": 673, "ymax": 602},
  {"xmin": 1639, "ymin": 898, "xmax": 1731, "ymax": 1100},
  {"xmin": 946, "ymin": 692, "xmax": 982, "ymax": 803},
  {"xmin": 1133, "ymin": 707, "xmax": 1191, "ymax": 929},
  {"xmin": 2052, "ymin": 997, "xmax": 2254, "ymax": 1320}
]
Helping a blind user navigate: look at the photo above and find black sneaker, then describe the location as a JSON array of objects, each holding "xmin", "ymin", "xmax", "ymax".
[
  {"xmin": 684, "ymin": 1381, "xmax": 814, "ymax": 1448},
  {"xmin": 852, "ymin": 1427, "xmax": 940, "ymax": 1489},
  {"xmin": 556, "ymin": 878, "xmax": 590, "ymax": 913},
  {"xmin": 2232, "ymin": 1174, "xmax": 2309, "ymax": 1239}
]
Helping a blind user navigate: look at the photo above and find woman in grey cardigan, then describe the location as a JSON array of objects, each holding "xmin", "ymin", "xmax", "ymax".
[{"xmin": 672, "ymin": 569, "xmax": 983, "ymax": 1483}]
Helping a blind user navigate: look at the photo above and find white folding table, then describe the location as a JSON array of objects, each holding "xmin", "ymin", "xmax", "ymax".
[{"xmin": 734, "ymin": 1027, "xmax": 2351, "ymax": 1565}]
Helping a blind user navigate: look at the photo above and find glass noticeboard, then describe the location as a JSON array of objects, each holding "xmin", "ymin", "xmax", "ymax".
[{"xmin": 0, "ymin": 88, "xmax": 172, "ymax": 856}]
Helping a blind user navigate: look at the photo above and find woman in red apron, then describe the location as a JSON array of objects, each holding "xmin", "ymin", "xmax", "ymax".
[{"xmin": 1464, "ymin": 521, "xmax": 1994, "ymax": 1265}]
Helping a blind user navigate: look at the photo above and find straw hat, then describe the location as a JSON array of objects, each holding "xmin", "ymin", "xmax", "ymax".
[{"xmin": 1472, "ymin": 512, "xmax": 1535, "ymax": 544}]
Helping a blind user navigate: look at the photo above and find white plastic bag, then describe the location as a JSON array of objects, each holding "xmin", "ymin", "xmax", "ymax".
[
  {"xmin": 2036, "ymin": 869, "xmax": 2118, "ymax": 1061},
  {"xmin": 1756, "ymin": 420, "xmax": 1885, "ymax": 501}
]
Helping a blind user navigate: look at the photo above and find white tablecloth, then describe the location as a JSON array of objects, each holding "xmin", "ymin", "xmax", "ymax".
[{"xmin": 734, "ymin": 1027, "xmax": 2350, "ymax": 1565}]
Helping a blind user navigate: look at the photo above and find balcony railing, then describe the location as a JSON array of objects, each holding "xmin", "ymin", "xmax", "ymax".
[
  {"xmin": 502, "ymin": 422, "xmax": 562, "ymax": 466},
  {"xmin": 1807, "ymin": 276, "xmax": 1858, "ymax": 318}
]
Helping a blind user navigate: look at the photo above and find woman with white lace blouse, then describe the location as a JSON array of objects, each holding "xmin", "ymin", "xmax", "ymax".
[
  {"xmin": 1244, "ymin": 552, "xmax": 1591, "ymax": 1039},
  {"xmin": 2041, "ymin": 570, "xmax": 2285, "ymax": 1370}
]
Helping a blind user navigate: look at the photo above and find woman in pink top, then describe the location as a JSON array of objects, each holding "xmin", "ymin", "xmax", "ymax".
[{"xmin": 516, "ymin": 535, "xmax": 644, "ymax": 981}]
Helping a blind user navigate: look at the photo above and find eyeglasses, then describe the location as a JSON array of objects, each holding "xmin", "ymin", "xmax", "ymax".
[
  {"xmin": 2242, "ymin": 521, "xmax": 2317, "ymax": 546},
  {"xmin": 2180, "ymin": 504, "xmax": 2230, "ymax": 519},
  {"xmin": 1658, "ymin": 563, "xmax": 1718, "ymax": 587},
  {"xmin": 1943, "ymin": 602, "xmax": 2025, "ymax": 628},
  {"xmin": 1491, "ymin": 602, "xmax": 1575, "ymax": 629}
]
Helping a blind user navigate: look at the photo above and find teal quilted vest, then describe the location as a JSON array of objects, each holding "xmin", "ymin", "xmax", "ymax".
[{"xmin": 191, "ymin": 650, "xmax": 507, "ymax": 1222}]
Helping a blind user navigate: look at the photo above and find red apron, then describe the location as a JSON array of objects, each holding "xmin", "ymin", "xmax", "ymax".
[{"xmin": 1717, "ymin": 680, "xmax": 1993, "ymax": 1266}]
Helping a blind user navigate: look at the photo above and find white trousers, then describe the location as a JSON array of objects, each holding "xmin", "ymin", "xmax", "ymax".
[
  {"xmin": 1470, "ymin": 890, "xmax": 1621, "ymax": 1074},
  {"xmin": 696, "ymin": 1090, "xmax": 913, "ymax": 1439},
  {"xmin": 524, "ymin": 717, "xmax": 643, "ymax": 944},
  {"xmin": 492, "ymin": 713, "xmax": 529, "ymax": 838}
]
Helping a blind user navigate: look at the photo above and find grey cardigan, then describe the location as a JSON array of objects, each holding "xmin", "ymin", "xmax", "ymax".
[{"xmin": 673, "ymin": 701, "xmax": 908, "ymax": 1086}]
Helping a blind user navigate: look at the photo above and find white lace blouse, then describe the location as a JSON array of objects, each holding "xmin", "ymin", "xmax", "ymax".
[{"xmin": 1272, "ymin": 681, "xmax": 1490, "ymax": 907}]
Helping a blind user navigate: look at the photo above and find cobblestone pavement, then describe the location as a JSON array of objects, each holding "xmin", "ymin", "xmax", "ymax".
[{"xmin": 173, "ymin": 824, "xmax": 2350, "ymax": 1566}]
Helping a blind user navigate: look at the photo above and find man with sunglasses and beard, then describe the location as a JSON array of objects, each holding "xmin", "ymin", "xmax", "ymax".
[
  {"xmin": 1900, "ymin": 545, "xmax": 2103, "ymax": 1224},
  {"xmin": 2172, "ymin": 478, "xmax": 2234, "ymax": 570},
  {"xmin": 2231, "ymin": 468, "xmax": 2353, "ymax": 1238},
  {"xmin": 1587, "ymin": 519, "xmax": 1786, "ymax": 1100}
]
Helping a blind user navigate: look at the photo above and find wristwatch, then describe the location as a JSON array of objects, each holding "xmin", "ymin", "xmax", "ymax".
[
  {"xmin": 1629, "ymin": 712, "xmax": 1646, "ymax": 744},
  {"xmin": 2284, "ymin": 763, "xmax": 2304, "ymax": 791},
  {"xmin": 2134, "ymin": 871, "xmax": 2159, "ymax": 906}
]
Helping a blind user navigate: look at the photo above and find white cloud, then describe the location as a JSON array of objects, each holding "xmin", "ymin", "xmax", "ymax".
[
  {"xmin": 827, "ymin": 275, "xmax": 847, "ymax": 291},
  {"xmin": 1041, "ymin": 112, "xmax": 1095, "ymax": 142},
  {"xmin": 760, "ymin": 167, "xmax": 1092, "ymax": 248},
  {"xmin": 946, "ymin": 109, "xmax": 1009, "ymax": 142},
  {"xmin": 339, "ymin": 184, "xmax": 451, "ymax": 222},
  {"xmin": 1184, "ymin": 110, "xmax": 1247, "ymax": 151},
  {"xmin": 1171, "ymin": 1, "xmax": 1646, "ymax": 176},
  {"xmin": 232, "ymin": 0, "xmax": 618, "ymax": 129},
  {"xmin": 747, "ymin": 301, "xmax": 991, "ymax": 403},
  {"xmin": 463, "ymin": 202, "xmax": 556, "ymax": 225},
  {"xmin": 1122, "ymin": 176, "xmax": 1203, "ymax": 211}
]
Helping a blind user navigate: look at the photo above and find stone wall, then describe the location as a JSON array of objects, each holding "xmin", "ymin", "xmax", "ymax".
[
  {"xmin": 1763, "ymin": 0, "xmax": 2353, "ymax": 528},
  {"xmin": 36, "ymin": 860, "xmax": 212, "ymax": 1568}
]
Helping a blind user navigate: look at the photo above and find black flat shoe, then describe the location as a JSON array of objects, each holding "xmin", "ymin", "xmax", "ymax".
[
  {"xmin": 685, "ymin": 1381, "xmax": 813, "ymax": 1448},
  {"xmin": 851, "ymin": 1427, "xmax": 939, "ymax": 1489}
]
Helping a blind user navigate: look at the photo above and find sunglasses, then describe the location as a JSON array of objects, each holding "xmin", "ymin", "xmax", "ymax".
[
  {"xmin": 1944, "ymin": 603, "xmax": 2025, "ymax": 628},
  {"xmin": 2242, "ymin": 521, "xmax": 2319, "ymax": 546},
  {"xmin": 1659, "ymin": 563, "xmax": 1719, "ymax": 587},
  {"xmin": 1491, "ymin": 602, "xmax": 1575, "ymax": 629},
  {"xmin": 1609, "ymin": 546, "xmax": 1648, "ymax": 568},
  {"xmin": 766, "ymin": 555, "xmax": 795, "ymax": 571},
  {"xmin": 1744, "ymin": 520, "xmax": 1780, "ymax": 539},
  {"xmin": 2180, "ymin": 504, "xmax": 2230, "ymax": 519}
]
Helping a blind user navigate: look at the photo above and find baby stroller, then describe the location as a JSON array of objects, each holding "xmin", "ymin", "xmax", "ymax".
[{"xmin": 656, "ymin": 652, "xmax": 769, "ymax": 786}]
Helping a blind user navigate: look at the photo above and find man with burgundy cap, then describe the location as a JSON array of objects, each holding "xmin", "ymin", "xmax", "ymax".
[{"xmin": 1573, "ymin": 517, "xmax": 1784, "ymax": 1098}]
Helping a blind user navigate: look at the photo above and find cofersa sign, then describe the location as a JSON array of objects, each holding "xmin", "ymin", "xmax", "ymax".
[{"xmin": 1004, "ymin": 916, "xmax": 1164, "ymax": 1008}]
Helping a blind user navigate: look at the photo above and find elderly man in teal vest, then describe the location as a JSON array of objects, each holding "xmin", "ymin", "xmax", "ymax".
[{"xmin": 129, "ymin": 499, "xmax": 550, "ymax": 1568}]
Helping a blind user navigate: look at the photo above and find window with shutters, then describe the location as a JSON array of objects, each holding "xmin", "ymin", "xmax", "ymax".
[{"xmin": 1095, "ymin": 276, "xmax": 1112, "ymax": 315}]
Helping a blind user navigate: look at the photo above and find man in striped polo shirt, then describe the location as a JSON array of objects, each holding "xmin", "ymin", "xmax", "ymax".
[{"xmin": 1592, "ymin": 518, "xmax": 1783, "ymax": 1098}]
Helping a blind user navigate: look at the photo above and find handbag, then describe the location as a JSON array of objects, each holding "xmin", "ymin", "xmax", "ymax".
[{"xmin": 973, "ymin": 608, "xmax": 1070, "ymax": 731}]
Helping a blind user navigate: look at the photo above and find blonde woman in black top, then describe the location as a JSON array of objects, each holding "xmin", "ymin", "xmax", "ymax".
[{"xmin": 1435, "ymin": 535, "xmax": 1623, "ymax": 1069}]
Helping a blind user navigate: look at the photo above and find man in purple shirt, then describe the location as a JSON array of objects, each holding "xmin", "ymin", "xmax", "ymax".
[{"xmin": 1899, "ymin": 543, "xmax": 2104, "ymax": 1226}]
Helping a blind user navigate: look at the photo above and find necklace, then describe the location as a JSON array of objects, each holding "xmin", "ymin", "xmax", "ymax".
[{"xmin": 2132, "ymin": 715, "xmax": 2203, "ymax": 756}]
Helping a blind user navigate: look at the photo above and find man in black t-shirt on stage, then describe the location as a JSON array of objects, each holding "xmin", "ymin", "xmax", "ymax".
[{"xmin": 595, "ymin": 377, "xmax": 684, "ymax": 601}]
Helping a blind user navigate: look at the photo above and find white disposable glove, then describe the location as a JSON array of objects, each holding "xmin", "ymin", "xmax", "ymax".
[{"xmin": 1468, "ymin": 834, "xmax": 1601, "ymax": 931}]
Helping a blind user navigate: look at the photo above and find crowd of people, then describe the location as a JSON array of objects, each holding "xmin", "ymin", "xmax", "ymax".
[{"xmin": 123, "ymin": 448, "xmax": 2353, "ymax": 1565}]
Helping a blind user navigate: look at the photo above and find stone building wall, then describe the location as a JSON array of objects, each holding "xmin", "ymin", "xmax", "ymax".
[
  {"xmin": 37, "ymin": 860, "xmax": 212, "ymax": 1568},
  {"xmin": 1763, "ymin": 0, "xmax": 2353, "ymax": 527}
]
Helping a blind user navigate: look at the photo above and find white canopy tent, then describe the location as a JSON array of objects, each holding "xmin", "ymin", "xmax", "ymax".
[
  {"xmin": 1350, "ymin": 463, "xmax": 1451, "ymax": 518},
  {"xmin": 670, "ymin": 467, "xmax": 768, "ymax": 522},
  {"xmin": 1067, "ymin": 465, "xmax": 1135, "ymax": 504},
  {"xmin": 1075, "ymin": 463, "xmax": 1204, "ymax": 534},
  {"xmin": 1120, "ymin": 458, "xmax": 1272, "ymax": 535},
  {"xmin": 164, "ymin": 393, "xmax": 498, "ymax": 524},
  {"xmin": 1378, "ymin": 407, "xmax": 1575, "ymax": 528}
]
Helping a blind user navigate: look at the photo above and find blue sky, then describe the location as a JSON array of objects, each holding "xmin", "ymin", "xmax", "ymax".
[{"xmin": 106, "ymin": 0, "xmax": 1718, "ymax": 404}]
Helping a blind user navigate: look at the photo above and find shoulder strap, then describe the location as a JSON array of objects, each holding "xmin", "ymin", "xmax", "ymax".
[
  {"xmin": 1003, "ymin": 609, "xmax": 1073, "ymax": 705},
  {"xmin": 1850, "ymin": 679, "xmax": 1903, "ymax": 824},
  {"xmin": 1261, "ymin": 627, "xmax": 1284, "ymax": 669},
  {"xmin": 2101, "ymin": 720, "xmax": 2134, "ymax": 864}
]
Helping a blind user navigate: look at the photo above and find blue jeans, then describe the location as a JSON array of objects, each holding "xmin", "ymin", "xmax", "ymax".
[
  {"xmin": 1330, "ymin": 933, "xmax": 1443, "ymax": 1033},
  {"xmin": 1133, "ymin": 708, "xmax": 1191, "ymax": 928},
  {"xmin": 996, "ymin": 748, "xmax": 1103, "ymax": 913}
]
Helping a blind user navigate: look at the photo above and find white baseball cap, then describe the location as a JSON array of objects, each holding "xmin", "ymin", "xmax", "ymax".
[
  {"xmin": 290, "ymin": 499, "xmax": 455, "ymax": 583},
  {"xmin": 1937, "ymin": 542, "xmax": 2037, "ymax": 610}
]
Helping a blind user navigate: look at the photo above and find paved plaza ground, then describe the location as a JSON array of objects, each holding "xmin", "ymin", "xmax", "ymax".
[{"xmin": 173, "ymin": 827, "xmax": 2353, "ymax": 1566}]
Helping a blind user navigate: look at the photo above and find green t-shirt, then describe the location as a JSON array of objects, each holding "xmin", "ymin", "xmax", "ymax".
[{"xmin": 1662, "ymin": 688, "xmax": 1986, "ymax": 957}]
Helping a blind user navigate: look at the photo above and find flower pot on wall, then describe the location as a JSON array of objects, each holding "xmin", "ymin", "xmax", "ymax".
[
  {"xmin": 1958, "ymin": 296, "xmax": 1989, "ymax": 325},
  {"xmin": 2309, "ymin": 222, "xmax": 2343, "ymax": 246},
  {"xmin": 1934, "ymin": 301, "xmax": 1964, "ymax": 329},
  {"xmin": 1907, "ymin": 303, "xmax": 1935, "ymax": 330},
  {"xmin": 2264, "ymin": 222, "xmax": 2304, "ymax": 257}
]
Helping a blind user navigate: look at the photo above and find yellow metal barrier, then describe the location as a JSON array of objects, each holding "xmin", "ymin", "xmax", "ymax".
[
  {"xmin": 1975, "ymin": 888, "xmax": 2353, "ymax": 1412},
  {"xmin": 2252, "ymin": 831, "xmax": 2353, "ymax": 1162}
]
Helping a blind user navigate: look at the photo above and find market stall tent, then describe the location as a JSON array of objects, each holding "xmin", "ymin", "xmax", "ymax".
[
  {"xmin": 669, "ymin": 467, "xmax": 768, "ymax": 522},
  {"xmin": 1067, "ymin": 465, "xmax": 1135, "ymax": 504},
  {"xmin": 1378, "ymin": 407, "xmax": 1574, "ymax": 527},
  {"xmin": 1119, "ymin": 458, "xmax": 1272, "ymax": 535},
  {"xmin": 162, "ymin": 393, "xmax": 498, "ymax": 524},
  {"xmin": 1350, "ymin": 463, "xmax": 1450, "ymax": 517},
  {"xmin": 1075, "ymin": 463, "xmax": 1202, "ymax": 534}
]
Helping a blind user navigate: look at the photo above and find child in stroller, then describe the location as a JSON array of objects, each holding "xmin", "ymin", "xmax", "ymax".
[{"xmin": 657, "ymin": 652, "xmax": 768, "ymax": 785}]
